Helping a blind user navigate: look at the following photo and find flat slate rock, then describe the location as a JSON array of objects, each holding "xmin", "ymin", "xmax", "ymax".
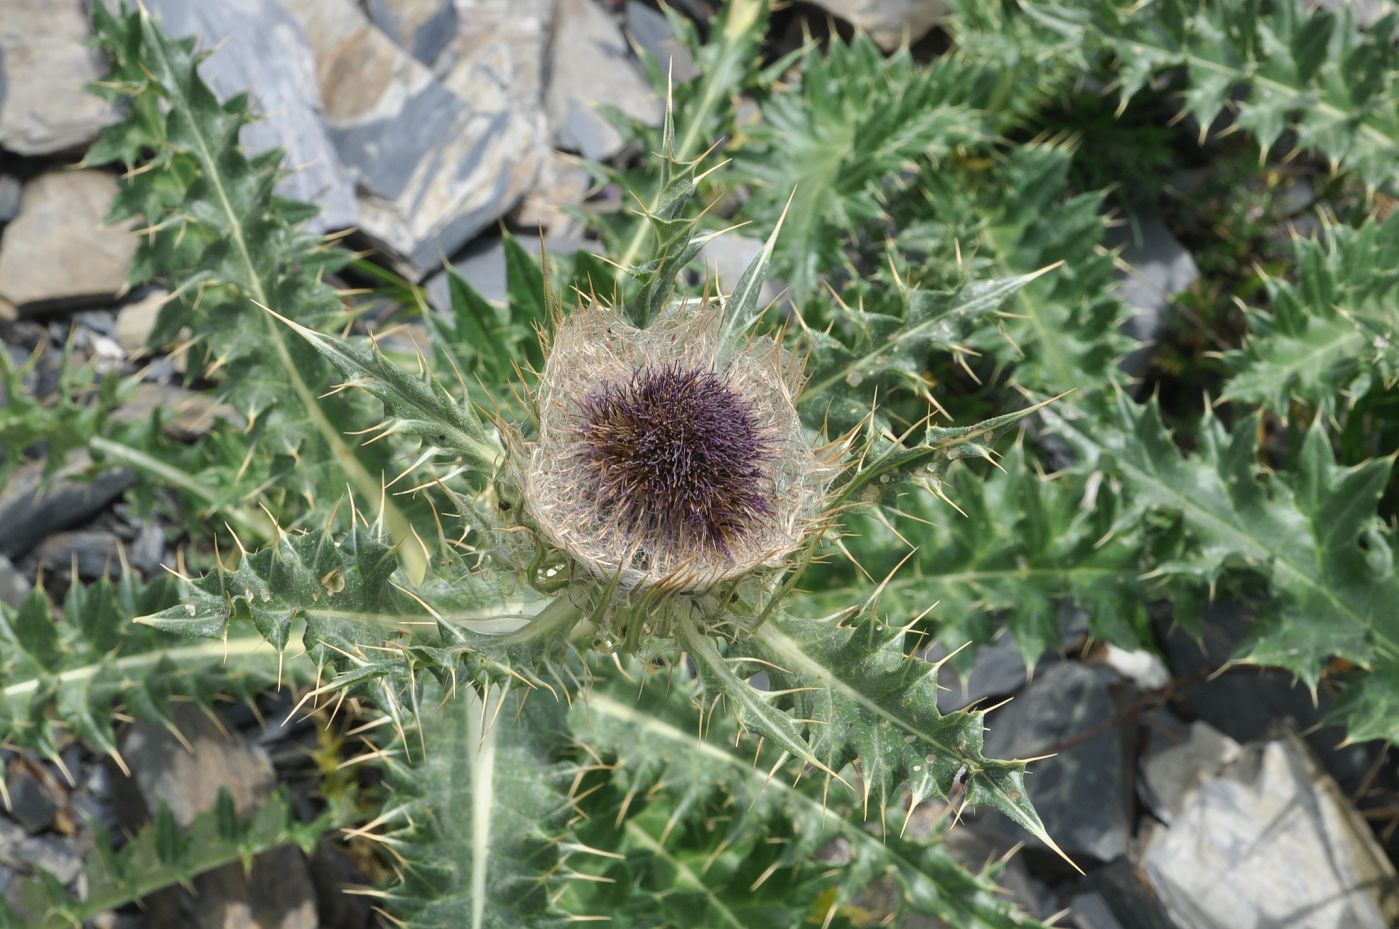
[
  {"xmin": 0, "ymin": 171, "xmax": 138, "ymax": 315},
  {"xmin": 546, "ymin": 0, "xmax": 661, "ymax": 161},
  {"xmin": 0, "ymin": 175, "xmax": 22, "ymax": 224},
  {"xmin": 1142, "ymin": 727, "xmax": 1399, "ymax": 929},
  {"xmin": 284, "ymin": 0, "xmax": 543, "ymax": 277},
  {"xmin": 365, "ymin": 0, "xmax": 460, "ymax": 66},
  {"xmin": 1158, "ymin": 601, "xmax": 1380, "ymax": 795},
  {"xmin": 116, "ymin": 705, "xmax": 318, "ymax": 929},
  {"xmin": 0, "ymin": 452, "xmax": 134, "ymax": 559},
  {"xmin": 625, "ymin": 1, "xmax": 698, "ymax": 82},
  {"xmin": 934, "ymin": 632, "xmax": 1029, "ymax": 714},
  {"xmin": 138, "ymin": 0, "xmax": 358, "ymax": 234},
  {"xmin": 0, "ymin": 554, "xmax": 30, "ymax": 609},
  {"xmin": 1108, "ymin": 214, "xmax": 1200, "ymax": 377},
  {"xmin": 982, "ymin": 661, "xmax": 1134, "ymax": 864},
  {"xmin": 0, "ymin": 0, "xmax": 118, "ymax": 155},
  {"xmin": 428, "ymin": 0, "xmax": 555, "ymax": 112},
  {"xmin": 31, "ymin": 529, "xmax": 125, "ymax": 582}
]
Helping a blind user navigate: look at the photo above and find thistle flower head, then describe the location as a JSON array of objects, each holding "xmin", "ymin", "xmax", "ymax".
[{"xmin": 521, "ymin": 301, "xmax": 836, "ymax": 590}]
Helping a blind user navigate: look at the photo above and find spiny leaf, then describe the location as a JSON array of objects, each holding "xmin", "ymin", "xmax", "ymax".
[
  {"xmin": 605, "ymin": 0, "xmax": 771, "ymax": 290},
  {"xmin": 264, "ymin": 305, "xmax": 502, "ymax": 473},
  {"xmin": 735, "ymin": 36, "xmax": 991, "ymax": 300},
  {"xmin": 1222, "ymin": 213, "xmax": 1399, "ymax": 412},
  {"xmin": 800, "ymin": 269, "xmax": 1057, "ymax": 432},
  {"xmin": 567, "ymin": 660, "xmax": 1047, "ymax": 928},
  {"xmin": 1023, "ymin": 0, "xmax": 1399, "ymax": 190},
  {"xmin": 136, "ymin": 525, "xmax": 574, "ymax": 736},
  {"xmin": 1046, "ymin": 390, "xmax": 1399, "ymax": 702},
  {"xmin": 87, "ymin": 4, "xmax": 431, "ymax": 572},
  {"xmin": 811, "ymin": 442, "xmax": 1155, "ymax": 667},
  {"xmin": 731, "ymin": 611, "xmax": 1074, "ymax": 869},
  {"xmin": 0, "ymin": 574, "xmax": 292, "ymax": 775},
  {"xmin": 384, "ymin": 684, "xmax": 570, "ymax": 929}
]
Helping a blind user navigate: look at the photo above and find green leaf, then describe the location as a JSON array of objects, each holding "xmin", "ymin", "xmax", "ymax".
[
  {"xmin": 732, "ymin": 612, "xmax": 1072, "ymax": 867},
  {"xmin": 384, "ymin": 685, "xmax": 569, "ymax": 929},
  {"xmin": 607, "ymin": 0, "xmax": 771, "ymax": 289},
  {"xmin": 800, "ymin": 269, "xmax": 1057, "ymax": 432},
  {"xmin": 1023, "ymin": 0, "xmax": 1399, "ymax": 191},
  {"xmin": 266, "ymin": 307, "xmax": 502, "ymax": 473},
  {"xmin": 735, "ymin": 37, "xmax": 990, "ymax": 300},
  {"xmin": 445, "ymin": 268, "xmax": 515, "ymax": 383},
  {"xmin": 1046, "ymin": 390, "xmax": 1399, "ymax": 700},
  {"xmin": 1222, "ymin": 213, "xmax": 1399, "ymax": 412},
  {"xmin": 87, "ymin": 4, "xmax": 432, "ymax": 573},
  {"xmin": 137, "ymin": 525, "xmax": 576, "ymax": 737},
  {"xmin": 566, "ymin": 660, "xmax": 1047, "ymax": 927},
  {"xmin": 0, "ymin": 574, "xmax": 292, "ymax": 772},
  {"xmin": 812, "ymin": 443, "xmax": 1154, "ymax": 667}
]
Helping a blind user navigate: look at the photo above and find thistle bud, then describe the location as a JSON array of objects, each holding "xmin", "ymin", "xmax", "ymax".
[{"xmin": 519, "ymin": 301, "xmax": 839, "ymax": 592}]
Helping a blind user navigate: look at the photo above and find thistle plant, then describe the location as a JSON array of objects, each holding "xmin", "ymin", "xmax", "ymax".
[{"xmin": 11, "ymin": 1, "xmax": 1398, "ymax": 926}]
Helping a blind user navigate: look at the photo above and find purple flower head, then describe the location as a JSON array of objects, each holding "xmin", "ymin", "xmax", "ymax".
[
  {"xmin": 578, "ymin": 364, "xmax": 772, "ymax": 554},
  {"xmin": 521, "ymin": 302, "xmax": 840, "ymax": 591}
]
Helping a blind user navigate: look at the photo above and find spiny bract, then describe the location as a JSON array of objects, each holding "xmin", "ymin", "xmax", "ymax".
[{"xmin": 520, "ymin": 300, "xmax": 840, "ymax": 591}]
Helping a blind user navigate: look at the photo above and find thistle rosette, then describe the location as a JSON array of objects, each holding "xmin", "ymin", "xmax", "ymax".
[{"xmin": 519, "ymin": 301, "xmax": 839, "ymax": 592}]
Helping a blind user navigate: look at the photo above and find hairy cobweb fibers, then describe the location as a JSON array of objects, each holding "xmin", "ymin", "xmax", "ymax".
[{"xmin": 577, "ymin": 363, "xmax": 773, "ymax": 556}]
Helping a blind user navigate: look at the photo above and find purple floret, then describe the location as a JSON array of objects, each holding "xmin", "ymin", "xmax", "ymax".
[{"xmin": 578, "ymin": 364, "xmax": 772, "ymax": 554}]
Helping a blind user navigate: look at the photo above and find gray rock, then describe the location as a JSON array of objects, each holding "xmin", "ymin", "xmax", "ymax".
[
  {"xmin": 4, "ymin": 770, "xmax": 59, "ymax": 834},
  {"xmin": 546, "ymin": 0, "xmax": 661, "ymax": 160},
  {"xmin": 698, "ymin": 233, "xmax": 785, "ymax": 309},
  {"xmin": 416, "ymin": 0, "xmax": 555, "ymax": 117},
  {"xmin": 117, "ymin": 705, "xmax": 275, "ymax": 829},
  {"xmin": 0, "ymin": 818, "xmax": 23, "ymax": 859},
  {"xmin": 425, "ymin": 234, "xmax": 511, "ymax": 307},
  {"xmin": 308, "ymin": 839, "xmax": 376, "ymax": 929},
  {"xmin": 365, "ymin": 0, "xmax": 459, "ymax": 65},
  {"xmin": 935, "ymin": 633, "xmax": 1029, "ymax": 714},
  {"xmin": 31, "ymin": 529, "xmax": 124, "ymax": 581},
  {"xmin": 0, "ymin": 0, "xmax": 118, "ymax": 155},
  {"xmin": 117, "ymin": 706, "xmax": 318, "ymax": 929},
  {"xmin": 806, "ymin": 0, "xmax": 951, "ymax": 51},
  {"xmin": 0, "ymin": 171, "xmax": 137, "ymax": 315},
  {"xmin": 1157, "ymin": 602, "xmax": 1380, "ymax": 795},
  {"xmin": 0, "ymin": 175, "xmax": 22, "ymax": 224},
  {"xmin": 1069, "ymin": 858, "xmax": 1179, "ymax": 929},
  {"xmin": 112, "ymin": 383, "xmax": 243, "ymax": 440},
  {"xmin": 114, "ymin": 289, "xmax": 168, "ymax": 355},
  {"xmin": 0, "ymin": 452, "xmax": 134, "ymax": 559},
  {"xmin": 512, "ymin": 150, "xmax": 591, "ymax": 237},
  {"xmin": 1107, "ymin": 215, "xmax": 1199, "ymax": 377},
  {"xmin": 1142, "ymin": 727, "xmax": 1399, "ymax": 929},
  {"xmin": 147, "ymin": 844, "xmax": 318, "ymax": 929},
  {"xmin": 1139, "ymin": 721, "xmax": 1242, "ymax": 825},
  {"xmin": 1096, "ymin": 643, "xmax": 1169, "ymax": 690},
  {"xmin": 0, "ymin": 555, "xmax": 30, "ymax": 609},
  {"xmin": 10, "ymin": 834, "xmax": 83, "ymax": 887},
  {"xmin": 626, "ymin": 1, "xmax": 698, "ymax": 82},
  {"xmin": 137, "ymin": 0, "xmax": 358, "ymax": 234},
  {"xmin": 72, "ymin": 309, "xmax": 118, "ymax": 339},
  {"xmin": 982, "ymin": 661, "xmax": 1133, "ymax": 863},
  {"xmin": 284, "ymin": 0, "xmax": 543, "ymax": 277}
]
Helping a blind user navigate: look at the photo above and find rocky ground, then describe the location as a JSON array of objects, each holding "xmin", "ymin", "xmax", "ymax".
[{"xmin": 1, "ymin": 1, "xmax": 1397, "ymax": 928}]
